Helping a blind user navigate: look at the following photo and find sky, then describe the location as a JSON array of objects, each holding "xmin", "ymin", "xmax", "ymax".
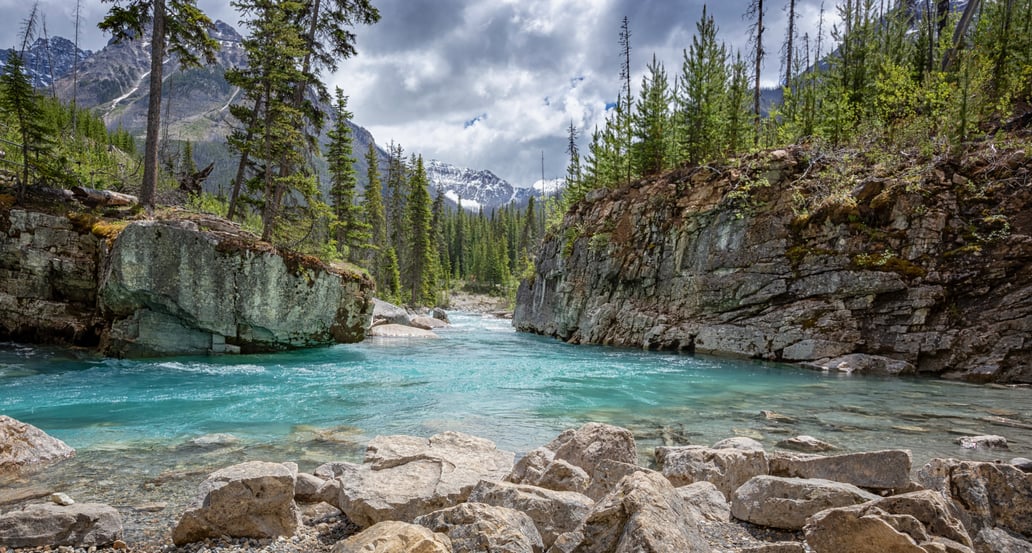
[{"xmin": 0, "ymin": 0, "xmax": 836, "ymax": 187}]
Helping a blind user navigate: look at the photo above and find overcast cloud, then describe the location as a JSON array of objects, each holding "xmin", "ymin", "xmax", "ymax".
[{"xmin": 1, "ymin": 0, "xmax": 834, "ymax": 187}]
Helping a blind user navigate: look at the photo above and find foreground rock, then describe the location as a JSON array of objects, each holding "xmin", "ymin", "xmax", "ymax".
[
  {"xmin": 730, "ymin": 476, "xmax": 879, "ymax": 530},
  {"xmin": 0, "ymin": 503, "xmax": 123, "ymax": 548},
  {"xmin": 557, "ymin": 471, "xmax": 712, "ymax": 552},
  {"xmin": 509, "ymin": 423, "xmax": 637, "ymax": 500},
  {"xmin": 0, "ymin": 416, "xmax": 75, "ymax": 473},
  {"xmin": 327, "ymin": 432, "xmax": 514, "ymax": 527},
  {"xmin": 331, "ymin": 521, "xmax": 451, "ymax": 553},
  {"xmin": 656, "ymin": 445, "xmax": 768, "ymax": 499},
  {"xmin": 768, "ymin": 449, "xmax": 911, "ymax": 491},
  {"xmin": 172, "ymin": 461, "xmax": 301, "ymax": 545},
  {"xmin": 468, "ymin": 480, "xmax": 593, "ymax": 548},
  {"xmin": 917, "ymin": 458, "xmax": 1032, "ymax": 539},
  {"xmin": 414, "ymin": 502, "xmax": 544, "ymax": 553},
  {"xmin": 513, "ymin": 144, "xmax": 1032, "ymax": 383}
]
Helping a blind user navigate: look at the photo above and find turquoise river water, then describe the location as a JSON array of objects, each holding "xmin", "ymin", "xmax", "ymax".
[{"xmin": 1, "ymin": 312, "xmax": 1030, "ymax": 535}]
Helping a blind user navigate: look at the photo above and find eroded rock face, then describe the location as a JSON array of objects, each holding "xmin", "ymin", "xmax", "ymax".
[
  {"xmin": 730, "ymin": 476, "xmax": 879, "ymax": 530},
  {"xmin": 917, "ymin": 458, "xmax": 1032, "ymax": 539},
  {"xmin": 768, "ymin": 449, "xmax": 911, "ymax": 491},
  {"xmin": 172, "ymin": 461, "xmax": 301, "ymax": 546},
  {"xmin": 468, "ymin": 480, "xmax": 593, "ymax": 548},
  {"xmin": 330, "ymin": 521, "xmax": 452, "ymax": 553},
  {"xmin": 0, "ymin": 503, "xmax": 123, "ymax": 548},
  {"xmin": 332, "ymin": 432, "xmax": 514, "ymax": 528},
  {"xmin": 656, "ymin": 445, "xmax": 769, "ymax": 499},
  {"xmin": 0, "ymin": 416, "xmax": 75, "ymax": 474},
  {"xmin": 101, "ymin": 220, "xmax": 373, "ymax": 356},
  {"xmin": 414, "ymin": 502, "xmax": 544, "ymax": 553},
  {"xmin": 513, "ymin": 146, "xmax": 1032, "ymax": 383}
]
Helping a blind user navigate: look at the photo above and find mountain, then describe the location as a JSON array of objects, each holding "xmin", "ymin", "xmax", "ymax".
[
  {"xmin": 0, "ymin": 37, "xmax": 91, "ymax": 90},
  {"xmin": 425, "ymin": 160, "xmax": 560, "ymax": 212}
]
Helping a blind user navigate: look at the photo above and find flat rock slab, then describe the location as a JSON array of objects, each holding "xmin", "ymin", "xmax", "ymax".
[
  {"xmin": 0, "ymin": 416, "xmax": 75, "ymax": 474},
  {"xmin": 768, "ymin": 449, "xmax": 911, "ymax": 491},
  {"xmin": 0, "ymin": 503, "xmax": 123, "ymax": 548},
  {"xmin": 331, "ymin": 521, "xmax": 452, "ymax": 553},
  {"xmin": 731, "ymin": 476, "xmax": 879, "ymax": 530},
  {"xmin": 367, "ymin": 324, "xmax": 440, "ymax": 338},
  {"xmin": 657, "ymin": 445, "xmax": 769, "ymax": 499},
  {"xmin": 415, "ymin": 502, "xmax": 543, "ymax": 553},
  {"xmin": 469, "ymin": 479, "xmax": 593, "ymax": 549}
]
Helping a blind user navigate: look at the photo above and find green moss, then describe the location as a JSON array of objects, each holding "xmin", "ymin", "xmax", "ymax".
[{"xmin": 852, "ymin": 251, "xmax": 927, "ymax": 279}]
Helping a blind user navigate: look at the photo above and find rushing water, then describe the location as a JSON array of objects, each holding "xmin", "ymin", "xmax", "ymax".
[{"xmin": 1, "ymin": 312, "xmax": 1030, "ymax": 539}]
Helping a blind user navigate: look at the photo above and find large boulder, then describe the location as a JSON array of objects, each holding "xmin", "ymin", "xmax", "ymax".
[
  {"xmin": 172, "ymin": 461, "xmax": 301, "ymax": 545},
  {"xmin": 917, "ymin": 458, "xmax": 1032, "ymax": 539},
  {"xmin": 973, "ymin": 527, "xmax": 1032, "ymax": 553},
  {"xmin": 410, "ymin": 316, "xmax": 449, "ymax": 330},
  {"xmin": 372, "ymin": 298, "xmax": 412, "ymax": 326},
  {"xmin": 509, "ymin": 424, "xmax": 637, "ymax": 500},
  {"xmin": 0, "ymin": 416, "xmax": 75, "ymax": 473},
  {"xmin": 331, "ymin": 521, "xmax": 452, "ymax": 553},
  {"xmin": 100, "ymin": 219, "xmax": 374, "ymax": 357},
  {"xmin": 677, "ymin": 481, "xmax": 731, "ymax": 523},
  {"xmin": 367, "ymin": 324, "xmax": 440, "ymax": 338},
  {"xmin": 768, "ymin": 449, "xmax": 911, "ymax": 491},
  {"xmin": 730, "ymin": 476, "xmax": 879, "ymax": 530},
  {"xmin": 0, "ymin": 503, "xmax": 123, "ymax": 548},
  {"xmin": 332, "ymin": 432, "xmax": 514, "ymax": 527},
  {"xmin": 558, "ymin": 471, "xmax": 712, "ymax": 552},
  {"xmin": 415, "ymin": 502, "xmax": 544, "ymax": 553},
  {"xmin": 469, "ymin": 479, "xmax": 594, "ymax": 548},
  {"xmin": 656, "ymin": 445, "xmax": 768, "ymax": 499}
]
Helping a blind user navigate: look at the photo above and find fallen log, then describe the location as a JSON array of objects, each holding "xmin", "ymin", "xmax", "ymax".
[{"xmin": 71, "ymin": 186, "xmax": 138, "ymax": 207}]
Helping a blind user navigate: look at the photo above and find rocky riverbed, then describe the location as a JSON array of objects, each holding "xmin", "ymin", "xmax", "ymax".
[{"xmin": 2, "ymin": 417, "xmax": 1030, "ymax": 553}]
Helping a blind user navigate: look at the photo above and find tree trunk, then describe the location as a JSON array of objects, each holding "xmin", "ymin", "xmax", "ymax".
[
  {"xmin": 753, "ymin": 0, "xmax": 764, "ymax": 145},
  {"xmin": 227, "ymin": 95, "xmax": 263, "ymax": 221},
  {"xmin": 785, "ymin": 0, "xmax": 795, "ymax": 86},
  {"xmin": 141, "ymin": 0, "xmax": 167, "ymax": 212}
]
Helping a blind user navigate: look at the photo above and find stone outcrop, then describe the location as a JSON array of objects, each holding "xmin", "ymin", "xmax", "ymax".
[
  {"xmin": 513, "ymin": 145, "xmax": 1032, "ymax": 383},
  {"xmin": 656, "ymin": 445, "xmax": 769, "ymax": 499},
  {"xmin": 331, "ymin": 521, "xmax": 452, "ymax": 553},
  {"xmin": 0, "ymin": 503, "xmax": 123, "ymax": 548},
  {"xmin": 172, "ymin": 461, "xmax": 301, "ymax": 546},
  {"xmin": 768, "ymin": 449, "xmax": 911, "ymax": 491},
  {"xmin": 0, "ymin": 416, "xmax": 75, "ymax": 473},
  {"xmin": 0, "ymin": 205, "xmax": 375, "ymax": 356},
  {"xmin": 468, "ymin": 480, "xmax": 593, "ymax": 548},
  {"xmin": 329, "ymin": 432, "xmax": 514, "ymax": 527},
  {"xmin": 414, "ymin": 502, "xmax": 544, "ymax": 553},
  {"xmin": 730, "ymin": 476, "xmax": 879, "ymax": 530},
  {"xmin": 917, "ymin": 458, "xmax": 1032, "ymax": 539}
]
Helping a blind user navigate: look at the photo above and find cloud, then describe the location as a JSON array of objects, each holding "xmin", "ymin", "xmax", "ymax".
[{"xmin": 2, "ymin": 0, "xmax": 832, "ymax": 187}]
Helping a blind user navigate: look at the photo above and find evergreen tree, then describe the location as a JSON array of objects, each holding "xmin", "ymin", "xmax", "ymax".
[
  {"xmin": 632, "ymin": 54, "xmax": 671, "ymax": 176},
  {"xmin": 385, "ymin": 141, "xmax": 408, "ymax": 256},
  {"xmin": 0, "ymin": 53, "xmax": 51, "ymax": 199},
  {"xmin": 326, "ymin": 88, "xmax": 369, "ymax": 260},
  {"xmin": 617, "ymin": 16, "xmax": 634, "ymax": 184},
  {"xmin": 99, "ymin": 0, "xmax": 218, "ymax": 211},
  {"xmin": 676, "ymin": 7, "xmax": 729, "ymax": 165},
  {"xmin": 747, "ymin": 0, "xmax": 766, "ymax": 144},
  {"xmin": 403, "ymin": 156, "xmax": 437, "ymax": 305},
  {"xmin": 180, "ymin": 140, "xmax": 197, "ymax": 176},
  {"xmin": 361, "ymin": 142, "xmax": 388, "ymax": 283}
]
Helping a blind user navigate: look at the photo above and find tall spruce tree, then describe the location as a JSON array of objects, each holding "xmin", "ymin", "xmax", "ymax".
[
  {"xmin": 677, "ymin": 7, "xmax": 729, "ymax": 165},
  {"xmin": 326, "ymin": 88, "xmax": 369, "ymax": 260},
  {"xmin": 99, "ymin": 0, "xmax": 218, "ymax": 211},
  {"xmin": 633, "ymin": 54, "xmax": 671, "ymax": 175},
  {"xmin": 361, "ymin": 142, "xmax": 388, "ymax": 284},
  {"xmin": 403, "ymin": 156, "xmax": 437, "ymax": 306},
  {"xmin": 747, "ymin": 0, "xmax": 766, "ymax": 144}
]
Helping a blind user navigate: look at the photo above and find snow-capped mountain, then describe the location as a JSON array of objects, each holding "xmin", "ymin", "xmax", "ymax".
[
  {"xmin": 0, "ymin": 37, "xmax": 91, "ymax": 89},
  {"xmin": 426, "ymin": 160, "xmax": 563, "ymax": 212}
]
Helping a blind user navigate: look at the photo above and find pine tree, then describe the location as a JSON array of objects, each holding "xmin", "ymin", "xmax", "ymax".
[
  {"xmin": 326, "ymin": 88, "xmax": 369, "ymax": 259},
  {"xmin": 403, "ymin": 156, "xmax": 437, "ymax": 306},
  {"xmin": 564, "ymin": 121, "xmax": 582, "ymax": 205},
  {"xmin": 0, "ymin": 53, "xmax": 51, "ymax": 198},
  {"xmin": 617, "ymin": 16, "xmax": 634, "ymax": 184},
  {"xmin": 360, "ymin": 142, "xmax": 388, "ymax": 283},
  {"xmin": 180, "ymin": 140, "xmax": 197, "ymax": 176},
  {"xmin": 633, "ymin": 54, "xmax": 671, "ymax": 175},
  {"xmin": 676, "ymin": 7, "xmax": 729, "ymax": 165},
  {"xmin": 747, "ymin": 0, "xmax": 766, "ymax": 145},
  {"xmin": 385, "ymin": 142, "xmax": 408, "ymax": 256},
  {"xmin": 99, "ymin": 0, "xmax": 218, "ymax": 211}
]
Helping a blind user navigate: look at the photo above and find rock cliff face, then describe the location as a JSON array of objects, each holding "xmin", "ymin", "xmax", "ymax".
[
  {"xmin": 0, "ymin": 204, "xmax": 374, "ymax": 356},
  {"xmin": 514, "ymin": 144, "xmax": 1032, "ymax": 383}
]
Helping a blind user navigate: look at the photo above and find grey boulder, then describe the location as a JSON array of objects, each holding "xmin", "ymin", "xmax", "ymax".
[
  {"xmin": 730, "ymin": 476, "xmax": 879, "ymax": 530},
  {"xmin": 0, "ymin": 416, "xmax": 75, "ymax": 473},
  {"xmin": 768, "ymin": 449, "xmax": 911, "ymax": 491},
  {"xmin": 415, "ymin": 502, "xmax": 544, "ymax": 553},
  {"xmin": 331, "ymin": 520, "xmax": 451, "ymax": 553},
  {"xmin": 656, "ymin": 445, "xmax": 769, "ymax": 499},
  {"xmin": 469, "ymin": 479, "xmax": 593, "ymax": 549},
  {"xmin": 0, "ymin": 503, "xmax": 123, "ymax": 548}
]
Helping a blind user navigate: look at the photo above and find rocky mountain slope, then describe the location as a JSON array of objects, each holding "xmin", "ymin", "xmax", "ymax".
[
  {"xmin": 426, "ymin": 160, "xmax": 558, "ymax": 211},
  {"xmin": 514, "ymin": 138, "xmax": 1032, "ymax": 384},
  {"xmin": 0, "ymin": 37, "xmax": 91, "ymax": 90}
]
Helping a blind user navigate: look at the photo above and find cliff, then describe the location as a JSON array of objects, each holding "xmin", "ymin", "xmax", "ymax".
[
  {"xmin": 514, "ymin": 141, "xmax": 1032, "ymax": 384},
  {"xmin": 0, "ymin": 195, "xmax": 375, "ymax": 356}
]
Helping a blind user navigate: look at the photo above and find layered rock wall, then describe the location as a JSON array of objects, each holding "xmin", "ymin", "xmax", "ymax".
[{"xmin": 514, "ymin": 145, "xmax": 1032, "ymax": 383}]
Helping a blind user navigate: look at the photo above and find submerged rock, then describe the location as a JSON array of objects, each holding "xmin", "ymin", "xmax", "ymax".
[
  {"xmin": 0, "ymin": 415, "xmax": 75, "ymax": 474},
  {"xmin": 0, "ymin": 503, "xmax": 123, "ymax": 548},
  {"xmin": 955, "ymin": 434, "xmax": 1008, "ymax": 449},
  {"xmin": 777, "ymin": 435, "xmax": 836, "ymax": 453}
]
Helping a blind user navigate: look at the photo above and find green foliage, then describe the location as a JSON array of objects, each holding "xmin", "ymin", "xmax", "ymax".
[
  {"xmin": 326, "ymin": 88, "xmax": 370, "ymax": 260},
  {"xmin": 402, "ymin": 156, "xmax": 437, "ymax": 305}
]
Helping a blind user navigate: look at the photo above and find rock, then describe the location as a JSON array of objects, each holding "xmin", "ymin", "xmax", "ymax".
[
  {"xmin": 112, "ymin": 539, "xmax": 128, "ymax": 550},
  {"xmin": 973, "ymin": 527, "xmax": 1032, "ymax": 553},
  {"xmin": 294, "ymin": 473, "xmax": 327, "ymax": 503},
  {"xmin": 0, "ymin": 503, "xmax": 123, "ymax": 548},
  {"xmin": 768, "ymin": 449, "xmax": 911, "ymax": 491},
  {"xmin": 410, "ymin": 315, "xmax": 449, "ymax": 330},
  {"xmin": 371, "ymin": 298, "xmax": 412, "ymax": 326},
  {"xmin": 917, "ymin": 458, "xmax": 1032, "ymax": 538},
  {"xmin": 333, "ymin": 432, "xmax": 514, "ymax": 527},
  {"xmin": 656, "ymin": 445, "xmax": 769, "ymax": 499},
  {"xmin": 582, "ymin": 459, "xmax": 650, "ymax": 502},
  {"xmin": 509, "ymin": 423, "xmax": 637, "ymax": 500},
  {"xmin": 808, "ymin": 354, "xmax": 917, "ymax": 375},
  {"xmin": 1011, "ymin": 458, "xmax": 1032, "ymax": 473},
  {"xmin": 0, "ymin": 416, "xmax": 75, "ymax": 473},
  {"xmin": 741, "ymin": 543, "xmax": 805, "ymax": 553},
  {"xmin": 171, "ymin": 461, "xmax": 301, "ymax": 545},
  {"xmin": 187, "ymin": 433, "xmax": 240, "ymax": 448},
  {"xmin": 777, "ymin": 435, "xmax": 836, "ymax": 453},
  {"xmin": 99, "ymin": 220, "xmax": 374, "ymax": 356},
  {"xmin": 713, "ymin": 437, "xmax": 765, "ymax": 451},
  {"xmin": 508, "ymin": 447, "xmax": 590, "ymax": 495},
  {"xmin": 761, "ymin": 410, "xmax": 797, "ymax": 423},
  {"xmin": 49, "ymin": 492, "xmax": 75, "ymax": 506},
  {"xmin": 870, "ymin": 491, "xmax": 973, "ymax": 547},
  {"xmin": 367, "ymin": 324, "xmax": 440, "ymax": 338},
  {"xmin": 677, "ymin": 481, "xmax": 731, "ymax": 522},
  {"xmin": 431, "ymin": 307, "xmax": 450, "ymax": 323},
  {"xmin": 414, "ymin": 502, "xmax": 544, "ymax": 553},
  {"xmin": 559, "ymin": 471, "xmax": 712, "ymax": 552},
  {"xmin": 955, "ymin": 435, "xmax": 1008, "ymax": 449},
  {"xmin": 730, "ymin": 476, "xmax": 879, "ymax": 530},
  {"xmin": 331, "ymin": 521, "xmax": 452, "ymax": 553},
  {"xmin": 805, "ymin": 507, "xmax": 937, "ymax": 553},
  {"xmin": 468, "ymin": 479, "xmax": 594, "ymax": 548}
]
